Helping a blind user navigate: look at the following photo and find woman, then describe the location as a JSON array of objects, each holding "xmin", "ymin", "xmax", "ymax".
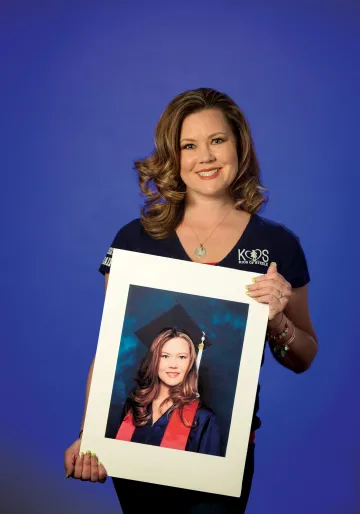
[
  {"xmin": 114, "ymin": 327, "xmax": 220, "ymax": 456},
  {"xmin": 64, "ymin": 87, "xmax": 318, "ymax": 513}
]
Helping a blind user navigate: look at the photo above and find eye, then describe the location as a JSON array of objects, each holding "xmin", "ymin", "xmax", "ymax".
[
  {"xmin": 161, "ymin": 354, "xmax": 169, "ymax": 359},
  {"xmin": 179, "ymin": 355, "xmax": 188, "ymax": 360},
  {"xmin": 181, "ymin": 143, "xmax": 195, "ymax": 150},
  {"xmin": 212, "ymin": 138, "xmax": 224, "ymax": 144}
]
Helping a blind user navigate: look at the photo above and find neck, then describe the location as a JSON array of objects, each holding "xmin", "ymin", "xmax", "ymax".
[{"xmin": 184, "ymin": 192, "xmax": 235, "ymax": 222}]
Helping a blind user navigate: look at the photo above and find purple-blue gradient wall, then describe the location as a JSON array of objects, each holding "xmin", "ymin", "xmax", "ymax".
[{"xmin": 1, "ymin": 2, "xmax": 359, "ymax": 513}]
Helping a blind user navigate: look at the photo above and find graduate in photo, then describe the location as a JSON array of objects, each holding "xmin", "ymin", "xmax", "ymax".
[{"xmin": 114, "ymin": 304, "xmax": 221, "ymax": 456}]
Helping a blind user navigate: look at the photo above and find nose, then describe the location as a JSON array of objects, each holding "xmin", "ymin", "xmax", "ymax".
[
  {"xmin": 199, "ymin": 143, "xmax": 216, "ymax": 164},
  {"xmin": 168, "ymin": 359, "xmax": 178, "ymax": 369}
]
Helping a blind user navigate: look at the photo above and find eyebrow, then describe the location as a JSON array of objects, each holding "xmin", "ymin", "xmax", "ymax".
[{"xmin": 180, "ymin": 132, "xmax": 228, "ymax": 143}]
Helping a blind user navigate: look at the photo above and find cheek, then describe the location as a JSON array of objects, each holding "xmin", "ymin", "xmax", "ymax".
[
  {"xmin": 180, "ymin": 154, "xmax": 196, "ymax": 174},
  {"xmin": 230, "ymin": 147, "xmax": 239, "ymax": 167},
  {"xmin": 180, "ymin": 360, "xmax": 190, "ymax": 373}
]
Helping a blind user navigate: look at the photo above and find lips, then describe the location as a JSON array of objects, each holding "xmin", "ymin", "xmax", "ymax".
[
  {"xmin": 166, "ymin": 372, "xmax": 180, "ymax": 378},
  {"xmin": 197, "ymin": 168, "xmax": 221, "ymax": 180}
]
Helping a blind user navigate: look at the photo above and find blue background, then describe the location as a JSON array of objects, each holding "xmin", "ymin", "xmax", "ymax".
[
  {"xmin": 1, "ymin": 1, "xmax": 359, "ymax": 513},
  {"xmin": 104, "ymin": 285, "xmax": 248, "ymax": 457}
]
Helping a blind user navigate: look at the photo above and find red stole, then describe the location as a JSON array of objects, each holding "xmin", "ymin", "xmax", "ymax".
[{"xmin": 115, "ymin": 401, "xmax": 199, "ymax": 451}]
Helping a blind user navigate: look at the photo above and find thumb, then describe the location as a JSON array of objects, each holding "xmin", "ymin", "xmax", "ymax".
[
  {"xmin": 267, "ymin": 261, "xmax": 277, "ymax": 274},
  {"xmin": 65, "ymin": 450, "xmax": 76, "ymax": 479}
]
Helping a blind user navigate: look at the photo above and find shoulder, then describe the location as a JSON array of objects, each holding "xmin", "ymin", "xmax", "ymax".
[
  {"xmin": 99, "ymin": 216, "xmax": 181, "ymax": 275},
  {"xmin": 195, "ymin": 404, "xmax": 217, "ymax": 424},
  {"xmin": 111, "ymin": 218, "xmax": 143, "ymax": 248},
  {"xmin": 99, "ymin": 218, "xmax": 144, "ymax": 275},
  {"xmin": 251, "ymin": 213, "xmax": 301, "ymax": 246},
  {"xmin": 251, "ymin": 214, "xmax": 310, "ymax": 288}
]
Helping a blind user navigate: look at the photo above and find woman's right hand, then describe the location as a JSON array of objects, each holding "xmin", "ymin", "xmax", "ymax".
[{"xmin": 64, "ymin": 438, "xmax": 107, "ymax": 483}]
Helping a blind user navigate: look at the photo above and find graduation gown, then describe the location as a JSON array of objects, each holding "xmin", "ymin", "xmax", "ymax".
[{"xmin": 115, "ymin": 401, "xmax": 221, "ymax": 456}]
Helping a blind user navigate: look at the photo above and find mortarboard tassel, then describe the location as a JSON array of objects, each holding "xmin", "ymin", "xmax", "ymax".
[
  {"xmin": 195, "ymin": 332, "xmax": 205, "ymax": 398},
  {"xmin": 196, "ymin": 331, "xmax": 205, "ymax": 371}
]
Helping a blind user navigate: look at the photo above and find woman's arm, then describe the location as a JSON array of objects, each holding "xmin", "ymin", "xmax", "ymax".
[
  {"xmin": 78, "ymin": 273, "xmax": 110, "ymax": 434},
  {"xmin": 246, "ymin": 263, "xmax": 318, "ymax": 374},
  {"xmin": 267, "ymin": 285, "xmax": 318, "ymax": 373}
]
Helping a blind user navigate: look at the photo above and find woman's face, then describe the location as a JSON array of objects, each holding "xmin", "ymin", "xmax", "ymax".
[
  {"xmin": 158, "ymin": 337, "xmax": 191, "ymax": 387},
  {"xmin": 179, "ymin": 108, "xmax": 239, "ymax": 200}
]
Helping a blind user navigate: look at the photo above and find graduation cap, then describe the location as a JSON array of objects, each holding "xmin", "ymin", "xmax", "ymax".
[{"xmin": 134, "ymin": 303, "xmax": 211, "ymax": 372}]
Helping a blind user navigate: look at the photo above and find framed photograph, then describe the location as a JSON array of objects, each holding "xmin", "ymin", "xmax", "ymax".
[{"xmin": 80, "ymin": 249, "xmax": 269, "ymax": 497}]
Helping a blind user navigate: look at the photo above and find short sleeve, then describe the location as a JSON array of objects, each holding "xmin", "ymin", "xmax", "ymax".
[
  {"xmin": 98, "ymin": 220, "xmax": 137, "ymax": 275},
  {"xmin": 278, "ymin": 230, "xmax": 310, "ymax": 289}
]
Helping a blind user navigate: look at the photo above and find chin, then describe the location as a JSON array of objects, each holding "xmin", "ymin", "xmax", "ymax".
[{"xmin": 188, "ymin": 181, "xmax": 231, "ymax": 197}]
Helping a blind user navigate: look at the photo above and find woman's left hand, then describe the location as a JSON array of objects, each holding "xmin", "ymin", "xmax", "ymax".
[{"xmin": 246, "ymin": 262, "xmax": 292, "ymax": 321}]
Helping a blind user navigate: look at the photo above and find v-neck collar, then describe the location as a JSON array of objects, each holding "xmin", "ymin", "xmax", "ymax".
[
  {"xmin": 149, "ymin": 403, "xmax": 172, "ymax": 427},
  {"xmin": 171, "ymin": 213, "xmax": 256, "ymax": 266}
]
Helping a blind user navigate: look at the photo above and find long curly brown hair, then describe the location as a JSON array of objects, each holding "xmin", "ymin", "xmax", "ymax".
[
  {"xmin": 135, "ymin": 87, "xmax": 268, "ymax": 239},
  {"xmin": 128, "ymin": 328, "xmax": 198, "ymax": 427}
]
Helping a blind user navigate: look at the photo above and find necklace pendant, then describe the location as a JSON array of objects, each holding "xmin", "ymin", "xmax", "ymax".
[{"xmin": 195, "ymin": 244, "xmax": 206, "ymax": 258}]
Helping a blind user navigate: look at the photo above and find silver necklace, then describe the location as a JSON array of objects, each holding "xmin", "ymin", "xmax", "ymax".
[{"xmin": 188, "ymin": 208, "xmax": 233, "ymax": 259}]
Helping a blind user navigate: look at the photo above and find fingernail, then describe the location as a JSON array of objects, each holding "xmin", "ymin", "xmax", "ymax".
[
  {"xmin": 271, "ymin": 261, "xmax": 277, "ymax": 265},
  {"xmin": 91, "ymin": 452, "xmax": 97, "ymax": 457},
  {"xmin": 65, "ymin": 473, "xmax": 70, "ymax": 479},
  {"xmin": 86, "ymin": 450, "xmax": 92, "ymax": 455},
  {"xmin": 79, "ymin": 452, "xmax": 84, "ymax": 457},
  {"xmin": 245, "ymin": 285, "xmax": 249, "ymax": 290},
  {"xmin": 252, "ymin": 278, "xmax": 256, "ymax": 283},
  {"xmin": 98, "ymin": 461, "xmax": 102, "ymax": 466}
]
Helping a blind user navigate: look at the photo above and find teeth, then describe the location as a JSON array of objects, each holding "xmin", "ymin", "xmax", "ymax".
[{"xmin": 198, "ymin": 169, "xmax": 219, "ymax": 177}]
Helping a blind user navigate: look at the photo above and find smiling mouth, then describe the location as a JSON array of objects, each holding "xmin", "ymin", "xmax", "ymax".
[
  {"xmin": 166, "ymin": 372, "xmax": 180, "ymax": 378},
  {"xmin": 197, "ymin": 168, "xmax": 220, "ymax": 178}
]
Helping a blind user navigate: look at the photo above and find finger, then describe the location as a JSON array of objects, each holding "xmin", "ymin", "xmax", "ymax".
[
  {"xmin": 248, "ymin": 278, "xmax": 291, "ymax": 297},
  {"xmin": 81, "ymin": 451, "xmax": 92, "ymax": 481},
  {"xmin": 90, "ymin": 453, "xmax": 99, "ymax": 482},
  {"xmin": 247, "ymin": 287, "xmax": 289, "ymax": 301},
  {"xmin": 247, "ymin": 293, "xmax": 284, "ymax": 306},
  {"xmin": 267, "ymin": 262, "xmax": 277, "ymax": 275},
  {"xmin": 98, "ymin": 462, "xmax": 108, "ymax": 483},
  {"xmin": 72, "ymin": 453, "xmax": 83, "ymax": 479},
  {"xmin": 251, "ymin": 263, "xmax": 284, "ymax": 283},
  {"xmin": 247, "ymin": 279, "xmax": 290, "ymax": 293},
  {"xmin": 64, "ymin": 452, "xmax": 76, "ymax": 479}
]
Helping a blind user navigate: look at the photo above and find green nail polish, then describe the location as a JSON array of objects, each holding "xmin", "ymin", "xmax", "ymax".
[
  {"xmin": 252, "ymin": 278, "xmax": 256, "ymax": 283},
  {"xmin": 91, "ymin": 452, "xmax": 97, "ymax": 457}
]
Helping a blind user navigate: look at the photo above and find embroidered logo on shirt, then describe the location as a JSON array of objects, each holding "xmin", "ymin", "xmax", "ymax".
[
  {"xmin": 102, "ymin": 247, "xmax": 113, "ymax": 267},
  {"xmin": 238, "ymin": 249, "xmax": 269, "ymax": 267}
]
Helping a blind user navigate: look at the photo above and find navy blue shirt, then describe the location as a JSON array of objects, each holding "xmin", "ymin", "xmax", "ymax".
[
  {"xmin": 99, "ymin": 214, "xmax": 309, "ymax": 289},
  {"xmin": 98, "ymin": 213, "xmax": 310, "ymax": 513}
]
